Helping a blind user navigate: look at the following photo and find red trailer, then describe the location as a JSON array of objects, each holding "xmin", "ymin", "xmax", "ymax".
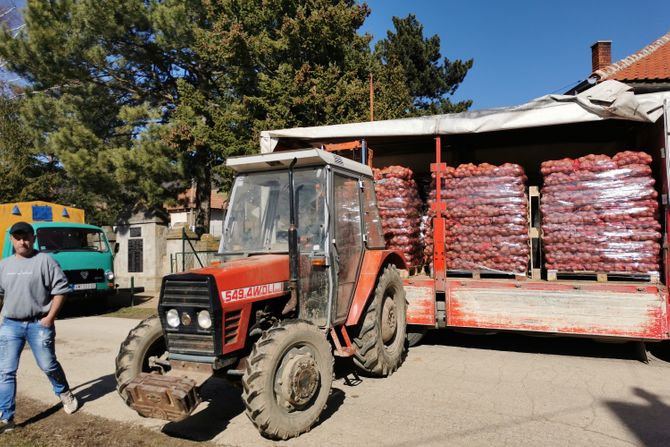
[{"xmin": 260, "ymin": 80, "xmax": 670, "ymax": 344}]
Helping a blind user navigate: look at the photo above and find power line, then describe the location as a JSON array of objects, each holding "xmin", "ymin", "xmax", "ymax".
[
  {"xmin": 0, "ymin": 0, "xmax": 25, "ymax": 83},
  {"xmin": 548, "ymin": 79, "xmax": 583, "ymax": 95},
  {"xmin": 0, "ymin": 7, "xmax": 16, "ymax": 20}
]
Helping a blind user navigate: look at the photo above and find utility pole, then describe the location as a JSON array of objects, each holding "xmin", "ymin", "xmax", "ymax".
[{"xmin": 369, "ymin": 73, "xmax": 374, "ymax": 121}]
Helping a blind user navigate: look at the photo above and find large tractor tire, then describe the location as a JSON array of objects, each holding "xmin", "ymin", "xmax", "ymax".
[
  {"xmin": 352, "ymin": 264, "xmax": 407, "ymax": 377},
  {"xmin": 242, "ymin": 320, "xmax": 334, "ymax": 440},
  {"xmin": 115, "ymin": 315, "xmax": 168, "ymax": 402}
]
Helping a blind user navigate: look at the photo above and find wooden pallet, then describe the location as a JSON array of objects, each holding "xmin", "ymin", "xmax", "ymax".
[
  {"xmin": 546, "ymin": 270, "xmax": 660, "ymax": 284},
  {"xmin": 447, "ymin": 269, "xmax": 527, "ymax": 281},
  {"xmin": 527, "ymin": 186, "xmax": 541, "ymax": 280}
]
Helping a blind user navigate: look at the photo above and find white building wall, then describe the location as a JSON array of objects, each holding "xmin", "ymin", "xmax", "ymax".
[
  {"xmin": 169, "ymin": 211, "xmax": 189, "ymax": 227},
  {"xmin": 209, "ymin": 209, "xmax": 224, "ymax": 237}
]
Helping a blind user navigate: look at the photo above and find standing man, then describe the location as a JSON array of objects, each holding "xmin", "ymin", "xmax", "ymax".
[{"xmin": 0, "ymin": 221, "xmax": 78, "ymax": 433}]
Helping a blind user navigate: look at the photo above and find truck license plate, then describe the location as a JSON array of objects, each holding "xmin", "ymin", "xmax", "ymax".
[{"xmin": 73, "ymin": 283, "xmax": 97, "ymax": 291}]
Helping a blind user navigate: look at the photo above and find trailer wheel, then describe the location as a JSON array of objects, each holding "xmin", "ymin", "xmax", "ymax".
[
  {"xmin": 352, "ymin": 264, "xmax": 407, "ymax": 377},
  {"xmin": 407, "ymin": 325, "xmax": 428, "ymax": 347},
  {"xmin": 242, "ymin": 320, "xmax": 333, "ymax": 440},
  {"xmin": 115, "ymin": 315, "xmax": 168, "ymax": 403}
]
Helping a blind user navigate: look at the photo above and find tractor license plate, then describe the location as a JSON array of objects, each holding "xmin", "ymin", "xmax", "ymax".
[{"xmin": 73, "ymin": 283, "xmax": 97, "ymax": 291}]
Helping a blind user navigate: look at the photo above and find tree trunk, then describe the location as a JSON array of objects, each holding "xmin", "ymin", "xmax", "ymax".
[{"xmin": 194, "ymin": 166, "xmax": 211, "ymax": 234}]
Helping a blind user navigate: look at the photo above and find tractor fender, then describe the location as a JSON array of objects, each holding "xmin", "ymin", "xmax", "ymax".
[{"xmin": 345, "ymin": 250, "xmax": 407, "ymax": 326}]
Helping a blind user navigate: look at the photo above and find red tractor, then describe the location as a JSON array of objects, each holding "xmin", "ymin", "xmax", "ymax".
[{"xmin": 115, "ymin": 149, "xmax": 408, "ymax": 439}]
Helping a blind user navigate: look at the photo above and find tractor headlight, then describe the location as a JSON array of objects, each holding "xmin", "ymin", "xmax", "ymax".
[
  {"xmin": 105, "ymin": 271, "xmax": 115, "ymax": 281},
  {"xmin": 166, "ymin": 309, "xmax": 180, "ymax": 328},
  {"xmin": 197, "ymin": 310, "xmax": 212, "ymax": 329}
]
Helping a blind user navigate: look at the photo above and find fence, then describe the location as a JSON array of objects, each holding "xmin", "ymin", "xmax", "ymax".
[
  {"xmin": 170, "ymin": 250, "xmax": 220, "ymax": 273},
  {"xmin": 169, "ymin": 227, "xmax": 221, "ymax": 273}
]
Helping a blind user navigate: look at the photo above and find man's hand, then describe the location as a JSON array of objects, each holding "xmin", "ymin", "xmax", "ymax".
[
  {"xmin": 40, "ymin": 315, "xmax": 55, "ymax": 327},
  {"xmin": 40, "ymin": 294, "xmax": 66, "ymax": 328}
]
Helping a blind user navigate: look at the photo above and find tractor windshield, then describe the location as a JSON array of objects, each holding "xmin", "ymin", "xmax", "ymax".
[{"xmin": 221, "ymin": 168, "xmax": 327, "ymax": 255}]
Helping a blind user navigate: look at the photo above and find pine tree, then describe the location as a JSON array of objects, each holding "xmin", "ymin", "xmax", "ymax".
[
  {"xmin": 0, "ymin": 0, "xmax": 207, "ymax": 223},
  {"xmin": 0, "ymin": 2, "xmax": 474, "ymax": 227},
  {"xmin": 375, "ymin": 14, "xmax": 473, "ymax": 114},
  {"xmin": 167, "ymin": 0, "xmax": 380, "ymax": 227},
  {"xmin": 0, "ymin": 82, "xmax": 83, "ymax": 208},
  {"xmin": 0, "ymin": 84, "xmax": 35, "ymax": 201},
  {"xmin": 190, "ymin": 0, "xmax": 374, "ymax": 147}
]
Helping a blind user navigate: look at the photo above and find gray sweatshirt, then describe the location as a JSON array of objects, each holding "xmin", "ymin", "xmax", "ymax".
[{"xmin": 0, "ymin": 252, "xmax": 70, "ymax": 319}]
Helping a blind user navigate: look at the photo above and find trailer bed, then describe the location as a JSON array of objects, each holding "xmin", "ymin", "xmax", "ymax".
[{"xmin": 405, "ymin": 277, "xmax": 668, "ymax": 340}]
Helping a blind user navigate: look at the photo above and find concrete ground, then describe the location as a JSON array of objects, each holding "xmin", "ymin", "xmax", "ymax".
[{"xmin": 14, "ymin": 316, "xmax": 670, "ymax": 446}]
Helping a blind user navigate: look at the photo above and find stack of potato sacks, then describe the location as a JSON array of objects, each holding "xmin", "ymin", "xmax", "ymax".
[
  {"xmin": 427, "ymin": 163, "xmax": 530, "ymax": 274},
  {"xmin": 541, "ymin": 151, "xmax": 661, "ymax": 273},
  {"xmin": 374, "ymin": 166, "xmax": 424, "ymax": 270}
]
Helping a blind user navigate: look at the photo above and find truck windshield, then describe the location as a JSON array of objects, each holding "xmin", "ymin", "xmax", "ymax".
[
  {"xmin": 36, "ymin": 228, "xmax": 109, "ymax": 253},
  {"xmin": 221, "ymin": 168, "xmax": 327, "ymax": 254}
]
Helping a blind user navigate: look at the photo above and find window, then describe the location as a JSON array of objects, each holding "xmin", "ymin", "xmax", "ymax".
[
  {"xmin": 36, "ymin": 228, "xmax": 109, "ymax": 253},
  {"xmin": 221, "ymin": 168, "xmax": 326, "ymax": 254}
]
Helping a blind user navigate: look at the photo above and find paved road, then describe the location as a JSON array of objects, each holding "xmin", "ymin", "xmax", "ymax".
[{"xmin": 15, "ymin": 316, "xmax": 670, "ymax": 446}]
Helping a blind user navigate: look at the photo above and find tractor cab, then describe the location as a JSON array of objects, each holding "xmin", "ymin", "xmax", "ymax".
[{"xmin": 223, "ymin": 149, "xmax": 387, "ymax": 327}]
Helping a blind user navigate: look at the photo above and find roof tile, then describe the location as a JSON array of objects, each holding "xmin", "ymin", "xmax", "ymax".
[
  {"xmin": 595, "ymin": 30, "xmax": 670, "ymax": 81},
  {"xmin": 166, "ymin": 187, "xmax": 228, "ymax": 210}
]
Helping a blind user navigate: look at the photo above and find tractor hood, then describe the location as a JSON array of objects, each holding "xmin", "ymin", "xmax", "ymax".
[{"xmin": 191, "ymin": 254, "xmax": 290, "ymax": 306}]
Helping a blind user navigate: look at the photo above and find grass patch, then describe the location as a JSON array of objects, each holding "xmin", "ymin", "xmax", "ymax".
[
  {"xmin": 4, "ymin": 395, "xmax": 215, "ymax": 447},
  {"xmin": 104, "ymin": 306, "xmax": 157, "ymax": 320}
]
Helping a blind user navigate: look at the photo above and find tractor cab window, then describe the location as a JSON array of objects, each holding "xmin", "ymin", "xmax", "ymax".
[
  {"xmin": 296, "ymin": 180, "xmax": 326, "ymax": 252},
  {"xmin": 221, "ymin": 168, "xmax": 327, "ymax": 255}
]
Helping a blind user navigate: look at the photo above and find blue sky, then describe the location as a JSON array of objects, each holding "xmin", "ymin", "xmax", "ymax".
[
  {"xmin": 361, "ymin": 0, "xmax": 670, "ymax": 110},
  {"xmin": 4, "ymin": 0, "xmax": 668, "ymax": 110}
]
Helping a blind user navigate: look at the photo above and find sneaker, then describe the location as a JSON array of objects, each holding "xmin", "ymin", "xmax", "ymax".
[
  {"xmin": 0, "ymin": 419, "xmax": 15, "ymax": 433},
  {"xmin": 59, "ymin": 390, "xmax": 79, "ymax": 414}
]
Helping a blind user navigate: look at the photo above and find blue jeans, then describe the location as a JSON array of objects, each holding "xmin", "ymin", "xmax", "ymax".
[{"xmin": 0, "ymin": 318, "xmax": 70, "ymax": 421}]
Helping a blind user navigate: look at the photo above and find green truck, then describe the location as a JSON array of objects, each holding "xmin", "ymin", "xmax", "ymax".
[{"xmin": 0, "ymin": 201, "xmax": 116, "ymax": 300}]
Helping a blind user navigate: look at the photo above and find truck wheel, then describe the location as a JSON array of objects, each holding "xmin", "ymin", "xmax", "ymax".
[
  {"xmin": 407, "ymin": 325, "xmax": 428, "ymax": 347},
  {"xmin": 115, "ymin": 315, "xmax": 168, "ymax": 402},
  {"xmin": 242, "ymin": 320, "xmax": 334, "ymax": 440},
  {"xmin": 352, "ymin": 264, "xmax": 407, "ymax": 377}
]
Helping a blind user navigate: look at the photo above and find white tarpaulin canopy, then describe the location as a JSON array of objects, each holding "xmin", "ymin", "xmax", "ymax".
[{"xmin": 260, "ymin": 80, "xmax": 670, "ymax": 153}]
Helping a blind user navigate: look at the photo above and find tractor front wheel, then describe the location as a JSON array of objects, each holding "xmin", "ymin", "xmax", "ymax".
[
  {"xmin": 352, "ymin": 265, "xmax": 407, "ymax": 376},
  {"xmin": 242, "ymin": 320, "xmax": 334, "ymax": 440},
  {"xmin": 115, "ymin": 315, "xmax": 168, "ymax": 403}
]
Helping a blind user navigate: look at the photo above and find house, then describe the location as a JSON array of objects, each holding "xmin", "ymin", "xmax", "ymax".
[
  {"xmin": 570, "ymin": 30, "xmax": 670, "ymax": 94},
  {"xmin": 166, "ymin": 182, "xmax": 228, "ymax": 236}
]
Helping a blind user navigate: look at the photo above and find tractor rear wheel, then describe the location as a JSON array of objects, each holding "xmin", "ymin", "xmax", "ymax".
[
  {"xmin": 352, "ymin": 265, "xmax": 407, "ymax": 377},
  {"xmin": 242, "ymin": 320, "xmax": 333, "ymax": 440},
  {"xmin": 115, "ymin": 315, "xmax": 168, "ymax": 403}
]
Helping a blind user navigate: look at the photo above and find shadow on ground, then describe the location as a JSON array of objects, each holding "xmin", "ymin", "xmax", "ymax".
[
  {"xmin": 161, "ymin": 378, "xmax": 244, "ymax": 441},
  {"xmin": 606, "ymin": 387, "xmax": 670, "ymax": 446},
  {"xmin": 73, "ymin": 374, "xmax": 118, "ymax": 405},
  {"xmin": 417, "ymin": 328, "xmax": 655, "ymax": 363},
  {"xmin": 160, "ymin": 377, "xmax": 346, "ymax": 442},
  {"xmin": 59, "ymin": 290, "xmax": 156, "ymax": 319}
]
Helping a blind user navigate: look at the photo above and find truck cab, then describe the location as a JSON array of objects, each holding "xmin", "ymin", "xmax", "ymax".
[{"xmin": 27, "ymin": 222, "xmax": 114, "ymax": 296}]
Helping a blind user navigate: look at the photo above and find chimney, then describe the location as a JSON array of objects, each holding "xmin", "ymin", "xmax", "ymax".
[{"xmin": 591, "ymin": 40, "xmax": 612, "ymax": 72}]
